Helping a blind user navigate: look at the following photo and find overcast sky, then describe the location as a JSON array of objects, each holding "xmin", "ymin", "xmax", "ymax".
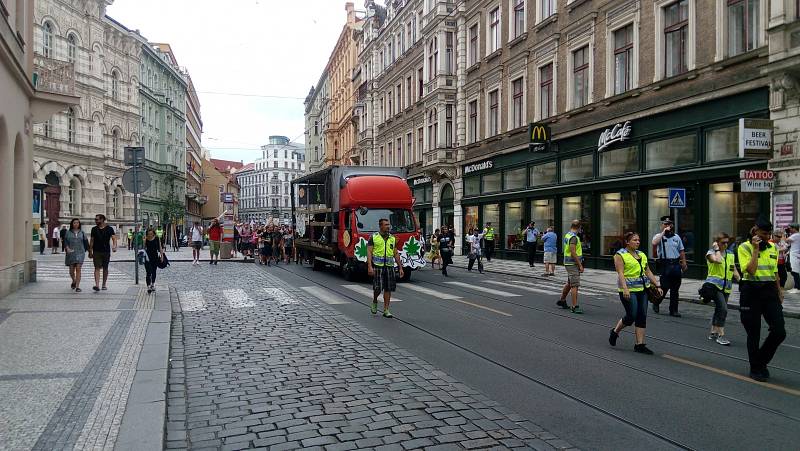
[{"xmin": 107, "ymin": 0, "xmax": 374, "ymax": 164}]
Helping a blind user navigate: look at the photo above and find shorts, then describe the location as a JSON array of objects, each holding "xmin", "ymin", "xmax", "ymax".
[
  {"xmin": 260, "ymin": 246, "xmax": 272, "ymax": 256},
  {"xmin": 565, "ymin": 265, "xmax": 581, "ymax": 287},
  {"xmin": 192, "ymin": 241, "xmax": 202, "ymax": 250},
  {"xmin": 93, "ymin": 252, "xmax": 110, "ymax": 269},
  {"xmin": 372, "ymin": 266, "xmax": 397, "ymax": 293},
  {"xmin": 543, "ymin": 252, "xmax": 557, "ymax": 264},
  {"xmin": 210, "ymin": 240, "xmax": 220, "ymax": 255}
]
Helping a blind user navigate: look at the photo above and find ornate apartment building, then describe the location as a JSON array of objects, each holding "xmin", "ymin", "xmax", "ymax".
[
  {"xmin": 304, "ymin": 69, "xmax": 329, "ymax": 173},
  {"xmin": 32, "ymin": 0, "xmax": 140, "ymax": 236},
  {"xmin": 184, "ymin": 71, "xmax": 204, "ymax": 225}
]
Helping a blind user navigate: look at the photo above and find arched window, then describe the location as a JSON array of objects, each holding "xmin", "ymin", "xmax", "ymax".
[
  {"xmin": 112, "ymin": 129, "xmax": 119, "ymax": 159},
  {"xmin": 111, "ymin": 71, "xmax": 120, "ymax": 100},
  {"xmin": 67, "ymin": 33, "xmax": 76, "ymax": 63},
  {"xmin": 42, "ymin": 22, "xmax": 53, "ymax": 58},
  {"xmin": 67, "ymin": 107, "xmax": 76, "ymax": 143},
  {"xmin": 68, "ymin": 177, "xmax": 82, "ymax": 216}
]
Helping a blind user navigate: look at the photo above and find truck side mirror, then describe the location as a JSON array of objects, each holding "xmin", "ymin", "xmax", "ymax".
[{"xmin": 358, "ymin": 206, "xmax": 369, "ymax": 216}]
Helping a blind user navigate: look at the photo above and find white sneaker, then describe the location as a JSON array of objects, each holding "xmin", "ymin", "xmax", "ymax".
[
  {"xmin": 788, "ymin": 288, "xmax": 799, "ymax": 294},
  {"xmin": 715, "ymin": 336, "xmax": 731, "ymax": 346}
]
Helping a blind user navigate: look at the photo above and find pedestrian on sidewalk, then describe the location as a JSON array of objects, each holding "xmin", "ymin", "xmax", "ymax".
[
  {"xmin": 785, "ymin": 223, "xmax": 800, "ymax": 293},
  {"xmin": 705, "ymin": 233, "xmax": 740, "ymax": 346},
  {"xmin": 651, "ymin": 216, "xmax": 687, "ymax": 317},
  {"xmin": 542, "ymin": 226, "xmax": 557, "ymax": 276},
  {"xmin": 429, "ymin": 229, "xmax": 441, "ymax": 269},
  {"xmin": 240, "ymin": 224, "xmax": 252, "ymax": 260},
  {"xmin": 37, "ymin": 224, "xmax": 46, "ymax": 255},
  {"xmin": 143, "ymin": 227, "xmax": 165, "ymax": 294},
  {"xmin": 367, "ymin": 218, "xmax": 404, "ymax": 318},
  {"xmin": 127, "ymin": 228, "xmax": 134, "ymax": 250},
  {"xmin": 438, "ymin": 225, "xmax": 454, "ymax": 277},
  {"xmin": 738, "ymin": 219, "xmax": 786, "ymax": 382},
  {"xmin": 467, "ymin": 228, "xmax": 485, "ymax": 273},
  {"xmin": 207, "ymin": 218, "xmax": 222, "ymax": 265},
  {"xmin": 272, "ymin": 226, "xmax": 283, "ymax": 265},
  {"xmin": 483, "ymin": 222, "xmax": 496, "ymax": 262},
  {"xmin": 259, "ymin": 226, "xmax": 274, "ymax": 266},
  {"xmin": 88, "ymin": 214, "xmax": 117, "ymax": 292},
  {"xmin": 773, "ymin": 230, "xmax": 789, "ymax": 288},
  {"xmin": 524, "ymin": 222, "xmax": 541, "ymax": 268},
  {"xmin": 233, "ymin": 223, "xmax": 241, "ymax": 257},
  {"xmin": 64, "ymin": 218, "xmax": 88, "ymax": 292},
  {"xmin": 558, "ymin": 220, "xmax": 584, "ymax": 314},
  {"xmin": 190, "ymin": 222, "xmax": 203, "ymax": 265},
  {"xmin": 51, "ymin": 223, "xmax": 60, "ymax": 254},
  {"xmin": 609, "ymin": 232, "xmax": 661, "ymax": 354},
  {"xmin": 60, "ymin": 224, "xmax": 67, "ymax": 253}
]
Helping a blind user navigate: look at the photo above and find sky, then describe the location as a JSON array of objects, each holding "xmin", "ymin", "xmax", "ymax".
[{"xmin": 107, "ymin": 0, "xmax": 376, "ymax": 164}]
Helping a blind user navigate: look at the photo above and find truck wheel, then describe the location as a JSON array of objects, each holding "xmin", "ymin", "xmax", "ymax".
[
  {"xmin": 399, "ymin": 267, "xmax": 412, "ymax": 282},
  {"xmin": 341, "ymin": 258, "xmax": 357, "ymax": 282},
  {"xmin": 312, "ymin": 255, "xmax": 325, "ymax": 271}
]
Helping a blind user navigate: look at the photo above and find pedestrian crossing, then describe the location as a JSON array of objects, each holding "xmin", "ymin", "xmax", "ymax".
[
  {"xmin": 35, "ymin": 261, "xmax": 132, "ymax": 283},
  {"xmin": 444, "ymin": 281, "xmax": 522, "ymax": 297},
  {"xmin": 341, "ymin": 284, "xmax": 405, "ymax": 302}
]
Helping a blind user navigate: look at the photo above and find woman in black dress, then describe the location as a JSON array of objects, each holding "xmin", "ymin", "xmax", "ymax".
[{"xmin": 144, "ymin": 227, "xmax": 165, "ymax": 294}]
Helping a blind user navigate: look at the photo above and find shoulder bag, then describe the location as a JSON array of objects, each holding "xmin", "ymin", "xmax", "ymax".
[{"xmin": 638, "ymin": 251, "xmax": 665, "ymax": 305}]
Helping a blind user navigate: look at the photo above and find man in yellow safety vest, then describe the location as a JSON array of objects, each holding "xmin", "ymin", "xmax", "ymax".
[
  {"xmin": 367, "ymin": 218, "xmax": 404, "ymax": 318},
  {"xmin": 483, "ymin": 222, "xmax": 496, "ymax": 262},
  {"xmin": 557, "ymin": 219, "xmax": 584, "ymax": 314}
]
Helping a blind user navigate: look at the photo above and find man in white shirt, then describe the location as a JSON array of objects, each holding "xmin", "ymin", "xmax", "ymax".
[
  {"xmin": 466, "ymin": 229, "xmax": 485, "ymax": 273},
  {"xmin": 38, "ymin": 225, "xmax": 46, "ymax": 255},
  {"xmin": 785, "ymin": 223, "xmax": 800, "ymax": 293},
  {"xmin": 190, "ymin": 222, "xmax": 203, "ymax": 265},
  {"xmin": 51, "ymin": 224, "xmax": 61, "ymax": 254}
]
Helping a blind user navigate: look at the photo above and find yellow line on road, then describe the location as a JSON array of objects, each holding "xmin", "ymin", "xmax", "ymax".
[
  {"xmin": 452, "ymin": 299, "xmax": 512, "ymax": 317},
  {"xmin": 663, "ymin": 354, "xmax": 800, "ymax": 397}
]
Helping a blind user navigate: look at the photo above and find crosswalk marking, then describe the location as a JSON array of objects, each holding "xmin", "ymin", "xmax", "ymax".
[
  {"xmin": 451, "ymin": 299, "xmax": 512, "ymax": 316},
  {"xmin": 486, "ymin": 280, "xmax": 554, "ymax": 295},
  {"xmin": 223, "ymin": 289, "xmax": 255, "ymax": 308},
  {"xmin": 511, "ymin": 280, "xmax": 608, "ymax": 297},
  {"xmin": 444, "ymin": 281, "xmax": 522, "ymax": 297},
  {"xmin": 36, "ymin": 262, "xmax": 130, "ymax": 282},
  {"xmin": 341, "ymin": 284, "xmax": 404, "ymax": 302},
  {"xmin": 400, "ymin": 284, "xmax": 461, "ymax": 300},
  {"xmin": 179, "ymin": 290, "xmax": 206, "ymax": 312},
  {"xmin": 263, "ymin": 287, "xmax": 300, "ymax": 305},
  {"xmin": 300, "ymin": 286, "xmax": 350, "ymax": 305}
]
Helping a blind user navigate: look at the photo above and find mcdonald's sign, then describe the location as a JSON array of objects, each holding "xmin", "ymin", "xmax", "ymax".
[{"xmin": 528, "ymin": 123, "xmax": 551, "ymax": 152}]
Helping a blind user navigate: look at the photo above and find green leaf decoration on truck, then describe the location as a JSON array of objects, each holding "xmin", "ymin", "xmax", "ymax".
[
  {"xmin": 399, "ymin": 236, "xmax": 427, "ymax": 269},
  {"xmin": 354, "ymin": 237, "xmax": 369, "ymax": 262}
]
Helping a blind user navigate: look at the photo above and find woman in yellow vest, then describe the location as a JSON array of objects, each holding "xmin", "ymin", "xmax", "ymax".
[
  {"xmin": 705, "ymin": 232, "xmax": 740, "ymax": 346},
  {"xmin": 609, "ymin": 232, "xmax": 661, "ymax": 354},
  {"xmin": 737, "ymin": 219, "xmax": 786, "ymax": 382}
]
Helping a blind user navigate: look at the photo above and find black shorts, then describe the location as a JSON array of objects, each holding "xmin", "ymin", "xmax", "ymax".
[
  {"xmin": 260, "ymin": 246, "xmax": 272, "ymax": 256},
  {"xmin": 93, "ymin": 252, "xmax": 110, "ymax": 269},
  {"xmin": 373, "ymin": 266, "xmax": 397, "ymax": 293}
]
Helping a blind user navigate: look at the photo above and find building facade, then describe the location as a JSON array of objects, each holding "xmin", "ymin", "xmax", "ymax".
[
  {"xmin": 1, "ymin": 0, "xmax": 78, "ymax": 298},
  {"xmin": 238, "ymin": 136, "xmax": 306, "ymax": 223},
  {"xmin": 184, "ymin": 71, "xmax": 204, "ymax": 226},
  {"xmin": 32, "ymin": 1, "xmax": 141, "ymax": 242},
  {"xmin": 304, "ymin": 69, "xmax": 329, "ymax": 174},
  {"xmin": 201, "ymin": 157, "xmax": 240, "ymax": 220},
  {"xmin": 137, "ymin": 41, "xmax": 187, "ymax": 229}
]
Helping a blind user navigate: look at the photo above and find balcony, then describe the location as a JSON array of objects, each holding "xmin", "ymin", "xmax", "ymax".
[
  {"xmin": 424, "ymin": 75, "xmax": 456, "ymax": 97},
  {"xmin": 423, "ymin": 148, "xmax": 456, "ymax": 167},
  {"xmin": 31, "ymin": 53, "xmax": 80, "ymax": 122}
]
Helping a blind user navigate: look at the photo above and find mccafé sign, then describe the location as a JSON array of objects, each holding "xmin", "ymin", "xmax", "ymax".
[
  {"xmin": 528, "ymin": 123, "xmax": 551, "ymax": 152},
  {"xmin": 598, "ymin": 121, "xmax": 632, "ymax": 151}
]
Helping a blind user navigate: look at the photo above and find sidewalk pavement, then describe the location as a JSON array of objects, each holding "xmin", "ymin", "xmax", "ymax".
[
  {"xmin": 447, "ymin": 254, "xmax": 800, "ymax": 318},
  {"xmin": 0, "ymin": 255, "xmax": 170, "ymax": 450}
]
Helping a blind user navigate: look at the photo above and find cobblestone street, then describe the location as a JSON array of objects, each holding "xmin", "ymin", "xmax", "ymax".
[{"xmin": 165, "ymin": 262, "xmax": 573, "ymax": 450}]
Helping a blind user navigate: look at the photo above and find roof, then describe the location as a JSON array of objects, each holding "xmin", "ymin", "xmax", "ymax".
[{"xmin": 210, "ymin": 158, "xmax": 245, "ymax": 174}]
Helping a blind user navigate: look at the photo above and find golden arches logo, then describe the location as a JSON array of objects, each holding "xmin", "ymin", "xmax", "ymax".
[{"xmin": 531, "ymin": 125, "xmax": 548, "ymax": 142}]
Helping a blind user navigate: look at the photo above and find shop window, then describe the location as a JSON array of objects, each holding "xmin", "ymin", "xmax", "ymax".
[
  {"xmin": 464, "ymin": 176, "xmax": 480, "ymax": 196},
  {"xmin": 482, "ymin": 172, "xmax": 502, "ymax": 193},
  {"xmin": 424, "ymin": 185, "xmax": 433, "ymax": 203},
  {"xmin": 708, "ymin": 182, "xmax": 760, "ymax": 247},
  {"xmin": 599, "ymin": 146, "xmax": 639, "ymax": 177},
  {"xmin": 531, "ymin": 198, "xmax": 555, "ymax": 251},
  {"xmin": 464, "ymin": 206, "xmax": 479, "ymax": 234},
  {"xmin": 645, "ymin": 134, "xmax": 696, "ymax": 170},
  {"xmin": 600, "ymin": 191, "xmax": 638, "ymax": 255},
  {"xmin": 561, "ymin": 154, "xmax": 594, "ymax": 183},
  {"xmin": 482, "ymin": 204, "xmax": 501, "ymax": 232},
  {"xmin": 561, "ymin": 195, "xmax": 593, "ymax": 255},
  {"xmin": 706, "ymin": 125, "xmax": 739, "ymax": 162},
  {"xmin": 504, "ymin": 167, "xmax": 526, "ymax": 191},
  {"xmin": 530, "ymin": 161, "xmax": 557, "ymax": 186},
  {"xmin": 648, "ymin": 187, "xmax": 696, "ymax": 260},
  {"xmin": 504, "ymin": 202, "xmax": 524, "ymax": 250}
]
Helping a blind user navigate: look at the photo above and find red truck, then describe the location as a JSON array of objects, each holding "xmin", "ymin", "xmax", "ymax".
[{"xmin": 291, "ymin": 166, "xmax": 426, "ymax": 281}]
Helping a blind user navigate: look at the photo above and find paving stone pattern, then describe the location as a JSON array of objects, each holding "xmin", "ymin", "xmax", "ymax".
[{"xmin": 166, "ymin": 263, "xmax": 575, "ymax": 450}]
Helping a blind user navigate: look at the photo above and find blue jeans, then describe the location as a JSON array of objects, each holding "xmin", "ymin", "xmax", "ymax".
[{"xmin": 619, "ymin": 291, "xmax": 648, "ymax": 328}]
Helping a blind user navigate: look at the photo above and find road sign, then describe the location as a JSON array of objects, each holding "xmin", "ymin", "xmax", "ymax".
[
  {"xmin": 122, "ymin": 167, "xmax": 151, "ymax": 194},
  {"xmin": 668, "ymin": 188, "xmax": 686, "ymax": 209},
  {"xmin": 124, "ymin": 146, "xmax": 145, "ymax": 166},
  {"xmin": 220, "ymin": 192, "xmax": 234, "ymax": 203}
]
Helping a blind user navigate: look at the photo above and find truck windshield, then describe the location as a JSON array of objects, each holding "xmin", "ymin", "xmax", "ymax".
[{"xmin": 356, "ymin": 209, "xmax": 415, "ymax": 233}]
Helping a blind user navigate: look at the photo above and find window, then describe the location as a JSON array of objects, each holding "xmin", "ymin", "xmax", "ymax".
[
  {"xmin": 273, "ymin": 161, "xmax": 278, "ymax": 168},
  {"xmin": 42, "ymin": 22, "xmax": 53, "ymax": 58},
  {"xmin": 469, "ymin": 24, "xmax": 479, "ymax": 66},
  {"xmin": 428, "ymin": 37, "xmax": 438, "ymax": 78},
  {"xmin": 728, "ymin": 0, "xmax": 760, "ymax": 56},
  {"xmin": 388, "ymin": 90, "xmax": 393, "ymax": 116},
  {"xmin": 445, "ymin": 32, "xmax": 454, "ymax": 74},
  {"xmin": 562, "ymin": 195, "xmax": 592, "ymax": 255},
  {"xmin": 483, "ymin": 172, "xmax": 502, "ymax": 192},
  {"xmin": 111, "ymin": 71, "xmax": 120, "ymax": 100},
  {"xmin": 600, "ymin": 191, "xmax": 638, "ymax": 255},
  {"xmin": 489, "ymin": 8, "xmax": 501, "ymax": 53},
  {"xmin": 407, "ymin": 133, "xmax": 413, "ymax": 163},
  {"xmin": 530, "ymin": 198, "xmax": 555, "ymax": 243},
  {"xmin": 572, "ymin": 46, "xmax": 590, "ymax": 108},
  {"xmin": 504, "ymin": 202, "xmax": 524, "ymax": 249},
  {"xmin": 561, "ymin": 154, "xmax": 594, "ymax": 182},
  {"xmin": 445, "ymin": 105, "xmax": 454, "ymax": 147},
  {"xmin": 706, "ymin": 125, "xmax": 739, "ymax": 161},
  {"xmin": 645, "ymin": 134, "xmax": 696, "ymax": 169},
  {"xmin": 67, "ymin": 34, "xmax": 77, "ymax": 63},
  {"xmin": 504, "ymin": 167, "xmax": 526, "ymax": 190},
  {"xmin": 357, "ymin": 208, "xmax": 415, "ymax": 233},
  {"xmin": 68, "ymin": 178, "xmax": 81, "ymax": 216},
  {"xmin": 489, "ymin": 89, "xmax": 499, "ymax": 136},
  {"xmin": 513, "ymin": 0, "xmax": 526, "ymax": 38},
  {"xmin": 314, "ymin": 121, "xmax": 318, "ymax": 135},
  {"xmin": 397, "ymin": 137, "xmax": 403, "ymax": 166},
  {"xmin": 648, "ymin": 187, "xmax": 696, "ymax": 260},
  {"xmin": 708, "ymin": 182, "xmax": 760, "ymax": 246},
  {"xmin": 417, "ymin": 127, "xmax": 424, "ymax": 157},
  {"xmin": 539, "ymin": 64, "xmax": 553, "ymax": 119},
  {"xmin": 614, "ymin": 25, "xmax": 633, "ymax": 94},
  {"xmin": 428, "ymin": 109, "xmax": 438, "ymax": 150},
  {"xmin": 274, "ymin": 149, "xmax": 278, "ymax": 158},
  {"xmin": 530, "ymin": 161, "xmax": 557, "ymax": 186},
  {"xmin": 512, "ymin": 77, "xmax": 524, "ymax": 129},
  {"xmin": 540, "ymin": 0, "xmax": 555, "ymax": 21},
  {"xmin": 599, "ymin": 146, "xmax": 639, "ymax": 176},
  {"xmin": 397, "ymin": 83, "xmax": 402, "ymax": 111},
  {"xmin": 464, "ymin": 176, "xmax": 481, "ymax": 196},
  {"xmin": 418, "ymin": 68, "xmax": 424, "ymax": 98},
  {"xmin": 664, "ymin": 0, "xmax": 689, "ymax": 77},
  {"xmin": 483, "ymin": 204, "xmax": 501, "ymax": 231},
  {"xmin": 406, "ymin": 22, "xmax": 412, "ymax": 50},
  {"xmin": 406, "ymin": 76, "xmax": 412, "ymax": 106},
  {"xmin": 112, "ymin": 130, "xmax": 119, "ymax": 159},
  {"xmin": 468, "ymin": 100, "xmax": 478, "ymax": 143},
  {"xmin": 67, "ymin": 108, "xmax": 76, "ymax": 143}
]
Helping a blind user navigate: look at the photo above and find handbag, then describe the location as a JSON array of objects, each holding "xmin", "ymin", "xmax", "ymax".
[
  {"xmin": 81, "ymin": 231, "xmax": 89, "ymax": 252},
  {"xmin": 636, "ymin": 251, "xmax": 664, "ymax": 305},
  {"xmin": 698, "ymin": 282, "xmax": 719, "ymax": 304},
  {"xmin": 157, "ymin": 252, "xmax": 170, "ymax": 269}
]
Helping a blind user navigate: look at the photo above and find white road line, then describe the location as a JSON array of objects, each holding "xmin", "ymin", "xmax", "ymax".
[
  {"xmin": 263, "ymin": 287, "xmax": 300, "ymax": 305},
  {"xmin": 452, "ymin": 299, "xmax": 512, "ymax": 317},
  {"xmin": 444, "ymin": 281, "xmax": 522, "ymax": 297},
  {"xmin": 341, "ymin": 284, "xmax": 404, "ymax": 302},
  {"xmin": 299, "ymin": 286, "xmax": 350, "ymax": 305},
  {"xmin": 486, "ymin": 280, "xmax": 555, "ymax": 295},
  {"xmin": 512, "ymin": 279, "xmax": 608, "ymax": 296},
  {"xmin": 179, "ymin": 290, "xmax": 206, "ymax": 312},
  {"xmin": 223, "ymin": 289, "xmax": 255, "ymax": 308},
  {"xmin": 400, "ymin": 284, "xmax": 461, "ymax": 300}
]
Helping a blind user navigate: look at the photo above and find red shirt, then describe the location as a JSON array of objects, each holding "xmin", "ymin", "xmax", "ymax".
[{"xmin": 208, "ymin": 225, "xmax": 222, "ymax": 241}]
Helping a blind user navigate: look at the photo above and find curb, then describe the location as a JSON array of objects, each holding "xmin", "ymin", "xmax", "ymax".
[
  {"xmin": 114, "ymin": 288, "xmax": 172, "ymax": 451},
  {"xmin": 450, "ymin": 262, "xmax": 800, "ymax": 319}
]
